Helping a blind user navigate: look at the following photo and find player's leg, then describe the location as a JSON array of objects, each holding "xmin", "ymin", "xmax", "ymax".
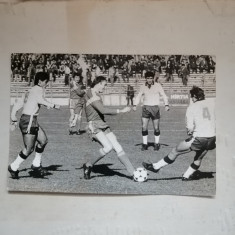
[
  {"xmin": 9, "ymin": 133, "xmax": 37, "ymax": 178},
  {"xmin": 73, "ymin": 106, "xmax": 83, "ymax": 134},
  {"xmin": 83, "ymin": 131, "xmax": 113, "ymax": 179},
  {"xmin": 76, "ymin": 108, "xmax": 83, "ymax": 134},
  {"xmin": 143, "ymin": 137, "xmax": 193, "ymax": 173},
  {"xmin": 182, "ymin": 149, "xmax": 208, "ymax": 180},
  {"xmin": 69, "ymin": 100, "xmax": 76, "ymax": 134},
  {"xmin": 182, "ymin": 137, "xmax": 215, "ymax": 180},
  {"xmin": 106, "ymin": 132, "xmax": 135, "ymax": 177},
  {"xmin": 32, "ymin": 125, "xmax": 48, "ymax": 168},
  {"xmin": 152, "ymin": 118, "xmax": 160, "ymax": 151},
  {"xmin": 141, "ymin": 117, "xmax": 150, "ymax": 150}
]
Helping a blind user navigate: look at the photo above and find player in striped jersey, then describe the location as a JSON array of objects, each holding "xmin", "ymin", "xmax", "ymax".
[
  {"xmin": 8, "ymin": 72, "xmax": 60, "ymax": 179},
  {"xmin": 142, "ymin": 86, "xmax": 216, "ymax": 180},
  {"xmin": 82, "ymin": 76, "xmax": 136, "ymax": 180},
  {"xmin": 133, "ymin": 71, "xmax": 169, "ymax": 151}
]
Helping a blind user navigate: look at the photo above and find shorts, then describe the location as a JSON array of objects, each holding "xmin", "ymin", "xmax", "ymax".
[
  {"xmin": 142, "ymin": 105, "xmax": 160, "ymax": 120},
  {"xmin": 186, "ymin": 136, "xmax": 216, "ymax": 151},
  {"xmin": 86, "ymin": 120, "xmax": 110, "ymax": 139},
  {"xmin": 70, "ymin": 99, "xmax": 84, "ymax": 114},
  {"xmin": 19, "ymin": 114, "xmax": 39, "ymax": 135}
]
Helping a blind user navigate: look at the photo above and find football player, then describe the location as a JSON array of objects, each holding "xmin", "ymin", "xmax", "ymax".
[
  {"xmin": 133, "ymin": 71, "xmax": 169, "ymax": 151},
  {"xmin": 142, "ymin": 86, "xmax": 216, "ymax": 180},
  {"xmin": 69, "ymin": 73, "xmax": 86, "ymax": 135},
  {"xmin": 8, "ymin": 72, "xmax": 60, "ymax": 179},
  {"xmin": 82, "ymin": 76, "xmax": 135, "ymax": 180}
]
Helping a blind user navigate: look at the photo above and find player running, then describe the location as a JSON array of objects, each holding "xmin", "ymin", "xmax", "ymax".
[
  {"xmin": 82, "ymin": 76, "xmax": 135, "ymax": 180},
  {"xmin": 142, "ymin": 86, "xmax": 216, "ymax": 180},
  {"xmin": 133, "ymin": 71, "xmax": 169, "ymax": 151},
  {"xmin": 8, "ymin": 72, "xmax": 60, "ymax": 179},
  {"xmin": 69, "ymin": 73, "xmax": 86, "ymax": 135}
]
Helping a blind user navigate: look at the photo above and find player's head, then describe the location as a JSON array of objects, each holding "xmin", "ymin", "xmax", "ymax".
[
  {"xmin": 91, "ymin": 76, "xmax": 107, "ymax": 93},
  {"xmin": 73, "ymin": 73, "xmax": 82, "ymax": 83},
  {"xmin": 190, "ymin": 86, "xmax": 205, "ymax": 102},
  {"xmin": 34, "ymin": 72, "xmax": 50, "ymax": 87},
  {"xmin": 145, "ymin": 71, "xmax": 154, "ymax": 85}
]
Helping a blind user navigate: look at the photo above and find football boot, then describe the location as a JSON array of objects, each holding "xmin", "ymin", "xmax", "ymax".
[
  {"xmin": 83, "ymin": 163, "xmax": 92, "ymax": 180},
  {"xmin": 8, "ymin": 165, "xmax": 19, "ymax": 179},
  {"xmin": 141, "ymin": 144, "xmax": 148, "ymax": 151},
  {"xmin": 142, "ymin": 162, "xmax": 160, "ymax": 173},
  {"xmin": 154, "ymin": 143, "xmax": 160, "ymax": 151}
]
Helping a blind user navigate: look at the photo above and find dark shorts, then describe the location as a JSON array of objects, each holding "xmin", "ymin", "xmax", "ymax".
[
  {"xmin": 86, "ymin": 120, "xmax": 110, "ymax": 138},
  {"xmin": 142, "ymin": 105, "xmax": 160, "ymax": 120},
  {"xmin": 70, "ymin": 99, "xmax": 84, "ymax": 114},
  {"xmin": 187, "ymin": 136, "xmax": 216, "ymax": 151},
  {"xmin": 19, "ymin": 114, "xmax": 39, "ymax": 135}
]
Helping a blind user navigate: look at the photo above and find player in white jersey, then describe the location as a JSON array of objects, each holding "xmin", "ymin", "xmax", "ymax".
[
  {"xmin": 142, "ymin": 86, "xmax": 216, "ymax": 180},
  {"xmin": 8, "ymin": 72, "xmax": 60, "ymax": 179},
  {"xmin": 133, "ymin": 71, "xmax": 169, "ymax": 151}
]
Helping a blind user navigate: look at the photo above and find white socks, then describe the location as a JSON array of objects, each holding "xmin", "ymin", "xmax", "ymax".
[
  {"xmin": 143, "ymin": 135, "xmax": 148, "ymax": 145},
  {"xmin": 32, "ymin": 152, "xmax": 42, "ymax": 167},
  {"xmin": 11, "ymin": 155, "xmax": 24, "ymax": 171},
  {"xmin": 154, "ymin": 135, "xmax": 160, "ymax": 144},
  {"xmin": 183, "ymin": 166, "xmax": 196, "ymax": 179},
  {"xmin": 153, "ymin": 159, "xmax": 168, "ymax": 170}
]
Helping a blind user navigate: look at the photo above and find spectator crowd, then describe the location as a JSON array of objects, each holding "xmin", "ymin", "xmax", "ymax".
[{"xmin": 11, "ymin": 53, "xmax": 216, "ymax": 86}]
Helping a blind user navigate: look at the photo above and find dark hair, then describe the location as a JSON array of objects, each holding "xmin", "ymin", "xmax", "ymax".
[
  {"xmin": 34, "ymin": 72, "xmax": 49, "ymax": 85},
  {"xmin": 190, "ymin": 86, "xmax": 205, "ymax": 101},
  {"xmin": 91, "ymin": 76, "xmax": 107, "ymax": 88},
  {"xmin": 73, "ymin": 73, "xmax": 83, "ymax": 82},
  {"xmin": 145, "ymin": 71, "xmax": 154, "ymax": 78}
]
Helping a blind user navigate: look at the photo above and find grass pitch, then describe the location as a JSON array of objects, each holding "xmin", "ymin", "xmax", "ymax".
[{"xmin": 8, "ymin": 106, "xmax": 216, "ymax": 196}]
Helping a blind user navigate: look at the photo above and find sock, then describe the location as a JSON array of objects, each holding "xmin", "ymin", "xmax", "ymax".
[
  {"xmin": 32, "ymin": 152, "xmax": 42, "ymax": 167},
  {"xmin": 154, "ymin": 130, "xmax": 160, "ymax": 144},
  {"xmin": 154, "ymin": 135, "xmax": 160, "ymax": 144},
  {"xmin": 143, "ymin": 135, "xmax": 148, "ymax": 145},
  {"xmin": 11, "ymin": 154, "xmax": 25, "ymax": 171},
  {"xmin": 118, "ymin": 152, "xmax": 135, "ymax": 176},
  {"xmin": 183, "ymin": 166, "xmax": 196, "ymax": 178},
  {"xmin": 153, "ymin": 159, "xmax": 168, "ymax": 170}
]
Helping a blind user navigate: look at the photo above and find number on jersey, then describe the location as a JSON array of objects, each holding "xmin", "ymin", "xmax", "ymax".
[{"xmin": 203, "ymin": 107, "xmax": 211, "ymax": 120}]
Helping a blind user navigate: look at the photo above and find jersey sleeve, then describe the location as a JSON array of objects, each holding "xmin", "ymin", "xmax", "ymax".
[
  {"xmin": 158, "ymin": 84, "xmax": 169, "ymax": 105},
  {"xmin": 91, "ymin": 100, "xmax": 117, "ymax": 115},
  {"xmin": 133, "ymin": 85, "xmax": 144, "ymax": 106}
]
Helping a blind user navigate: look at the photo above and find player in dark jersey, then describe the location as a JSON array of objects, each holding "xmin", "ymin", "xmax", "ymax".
[
  {"xmin": 8, "ymin": 72, "xmax": 60, "ymax": 179},
  {"xmin": 69, "ymin": 73, "xmax": 86, "ymax": 135},
  {"xmin": 82, "ymin": 76, "xmax": 136, "ymax": 180}
]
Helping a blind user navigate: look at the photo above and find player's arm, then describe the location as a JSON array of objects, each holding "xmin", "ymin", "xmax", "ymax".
[
  {"xmin": 92, "ymin": 100, "xmax": 130, "ymax": 115},
  {"xmin": 159, "ymin": 84, "xmax": 170, "ymax": 111},
  {"xmin": 185, "ymin": 106, "xmax": 194, "ymax": 135},
  {"xmin": 133, "ymin": 86, "xmax": 144, "ymax": 110},
  {"xmin": 11, "ymin": 98, "xmax": 24, "ymax": 122},
  {"xmin": 74, "ymin": 85, "xmax": 86, "ymax": 97},
  {"xmin": 36, "ymin": 89, "xmax": 60, "ymax": 109}
]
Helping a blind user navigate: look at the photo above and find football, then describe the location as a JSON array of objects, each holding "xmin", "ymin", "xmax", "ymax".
[{"xmin": 133, "ymin": 167, "xmax": 148, "ymax": 182}]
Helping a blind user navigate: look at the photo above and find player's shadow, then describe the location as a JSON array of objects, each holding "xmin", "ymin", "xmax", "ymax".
[
  {"xmin": 91, "ymin": 164, "xmax": 131, "ymax": 180},
  {"xmin": 78, "ymin": 130, "xmax": 86, "ymax": 135},
  {"xmin": 19, "ymin": 165, "xmax": 68, "ymax": 179},
  {"xmin": 148, "ymin": 171, "xmax": 215, "ymax": 181},
  {"xmin": 135, "ymin": 142, "xmax": 169, "ymax": 148}
]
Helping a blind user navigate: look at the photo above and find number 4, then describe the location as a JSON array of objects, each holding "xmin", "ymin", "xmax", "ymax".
[{"xmin": 203, "ymin": 107, "xmax": 211, "ymax": 120}]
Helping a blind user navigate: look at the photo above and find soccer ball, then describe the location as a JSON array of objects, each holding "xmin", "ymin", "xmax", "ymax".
[{"xmin": 133, "ymin": 167, "xmax": 148, "ymax": 182}]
